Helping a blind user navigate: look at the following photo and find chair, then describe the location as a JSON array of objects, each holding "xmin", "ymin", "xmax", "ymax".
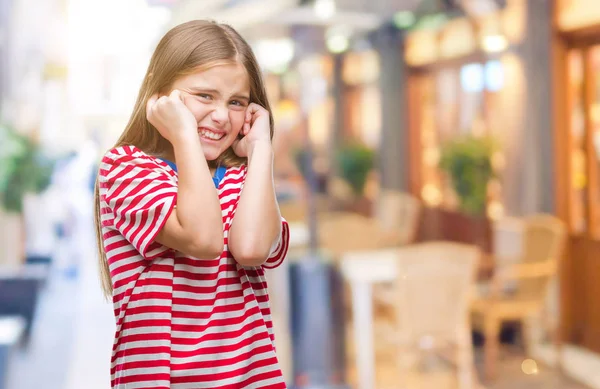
[
  {"xmin": 471, "ymin": 214, "xmax": 567, "ymax": 380},
  {"xmin": 279, "ymin": 200, "xmax": 307, "ymax": 224},
  {"xmin": 371, "ymin": 191, "xmax": 422, "ymax": 313},
  {"xmin": 317, "ymin": 212, "xmax": 397, "ymax": 260},
  {"xmin": 373, "ymin": 190, "xmax": 422, "ymax": 246},
  {"xmin": 379, "ymin": 242, "xmax": 480, "ymax": 389},
  {"xmin": 284, "ymin": 190, "xmax": 421, "ymax": 259}
]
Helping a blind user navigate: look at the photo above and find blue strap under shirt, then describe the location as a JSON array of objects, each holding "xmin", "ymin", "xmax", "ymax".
[{"xmin": 160, "ymin": 158, "xmax": 226, "ymax": 188}]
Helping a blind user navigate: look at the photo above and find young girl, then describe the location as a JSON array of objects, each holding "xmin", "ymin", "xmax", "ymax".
[{"xmin": 93, "ymin": 20, "xmax": 290, "ymax": 388}]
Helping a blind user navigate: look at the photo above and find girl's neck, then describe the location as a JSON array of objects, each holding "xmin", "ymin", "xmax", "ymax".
[
  {"xmin": 154, "ymin": 151, "xmax": 217, "ymax": 176},
  {"xmin": 152, "ymin": 147, "xmax": 174, "ymax": 162}
]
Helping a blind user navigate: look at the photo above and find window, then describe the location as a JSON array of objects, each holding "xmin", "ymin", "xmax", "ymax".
[
  {"xmin": 568, "ymin": 45, "xmax": 600, "ymax": 238},
  {"xmin": 567, "ymin": 50, "xmax": 589, "ymax": 234},
  {"xmin": 416, "ymin": 60, "xmax": 506, "ymax": 217}
]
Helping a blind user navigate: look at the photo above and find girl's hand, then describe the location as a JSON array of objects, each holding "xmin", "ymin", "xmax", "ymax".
[
  {"xmin": 146, "ymin": 89, "xmax": 197, "ymax": 144},
  {"xmin": 232, "ymin": 103, "xmax": 271, "ymax": 157}
]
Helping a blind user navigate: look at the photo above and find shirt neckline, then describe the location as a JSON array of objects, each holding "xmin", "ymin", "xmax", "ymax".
[{"xmin": 157, "ymin": 158, "xmax": 226, "ymax": 189}]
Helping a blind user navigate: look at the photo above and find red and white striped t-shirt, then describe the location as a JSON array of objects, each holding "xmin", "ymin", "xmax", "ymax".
[{"xmin": 98, "ymin": 145, "xmax": 290, "ymax": 389}]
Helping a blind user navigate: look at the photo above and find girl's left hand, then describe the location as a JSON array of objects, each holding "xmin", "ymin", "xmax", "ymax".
[{"xmin": 232, "ymin": 103, "xmax": 271, "ymax": 157}]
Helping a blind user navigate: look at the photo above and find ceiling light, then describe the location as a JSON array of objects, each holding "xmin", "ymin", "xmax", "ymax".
[
  {"xmin": 325, "ymin": 25, "xmax": 351, "ymax": 54},
  {"xmin": 393, "ymin": 11, "xmax": 415, "ymax": 29},
  {"xmin": 482, "ymin": 34, "xmax": 508, "ymax": 53},
  {"xmin": 314, "ymin": 0, "xmax": 336, "ymax": 20},
  {"xmin": 253, "ymin": 38, "xmax": 295, "ymax": 73},
  {"xmin": 326, "ymin": 34, "xmax": 349, "ymax": 54}
]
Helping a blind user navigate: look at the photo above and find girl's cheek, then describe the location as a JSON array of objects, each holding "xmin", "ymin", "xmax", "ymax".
[
  {"xmin": 231, "ymin": 113, "xmax": 245, "ymax": 129},
  {"xmin": 186, "ymin": 100, "xmax": 205, "ymax": 116},
  {"xmin": 232, "ymin": 122, "xmax": 243, "ymax": 136}
]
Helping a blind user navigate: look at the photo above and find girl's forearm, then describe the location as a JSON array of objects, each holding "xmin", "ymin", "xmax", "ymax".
[
  {"xmin": 157, "ymin": 134, "xmax": 224, "ymax": 258},
  {"xmin": 174, "ymin": 136, "xmax": 223, "ymax": 235},
  {"xmin": 229, "ymin": 141, "xmax": 281, "ymax": 266}
]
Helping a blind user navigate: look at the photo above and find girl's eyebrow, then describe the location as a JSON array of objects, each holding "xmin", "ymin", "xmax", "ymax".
[{"xmin": 188, "ymin": 87, "xmax": 250, "ymax": 102}]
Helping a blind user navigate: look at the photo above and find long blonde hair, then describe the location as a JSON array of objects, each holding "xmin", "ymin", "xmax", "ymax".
[{"xmin": 95, "ymin": 20, "xmax": 275, "ymax": 298}]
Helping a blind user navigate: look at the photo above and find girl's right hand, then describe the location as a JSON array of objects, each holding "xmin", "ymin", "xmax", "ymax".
[{"xmin": 146, "ymin": 89, "xmax": 197, "ymax": 144}]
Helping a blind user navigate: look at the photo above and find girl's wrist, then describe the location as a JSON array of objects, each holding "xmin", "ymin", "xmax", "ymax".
[
  {"xmin": 172, "ymin": 131, "xmax": 202, "ymax": 149},
  {"xmin": 247, "ymin": 140, "xmax": 273, "ymax": 161}
]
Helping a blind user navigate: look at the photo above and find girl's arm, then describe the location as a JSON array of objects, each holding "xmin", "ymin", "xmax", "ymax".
[
  {"xmin": 228, "ymin": 103, "xmax": 284, "ymax": 266},
  {"xmin": 149, "ymin": 90, "xmax": 224, "ymax": 258},
  {"xmin": 229, "ymin": 140, "xmax": 281, "ymax": 266},
  {"xmin": 155, "ymin": 135, "xmax": 224, "ymax": 259}
]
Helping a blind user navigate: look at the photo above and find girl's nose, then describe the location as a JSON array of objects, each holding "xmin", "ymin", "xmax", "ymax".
[{"xmin": 210, "ymin": 105, "xmax": 228, "ymax": 124}]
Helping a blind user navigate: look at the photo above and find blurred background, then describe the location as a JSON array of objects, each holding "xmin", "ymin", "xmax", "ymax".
[{"xmin": 0, "ymin": 0, "xmax": 599, "ymax": 388}]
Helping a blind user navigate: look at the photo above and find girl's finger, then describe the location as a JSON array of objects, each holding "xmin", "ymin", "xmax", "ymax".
[
  {"xmin": 147, "ymin": 94, "xmax": 158, "ymax": 110},
  {"xmin": 253, "ymin": 102, "xmax": 268, "ymax": 111},
  {"xmin": 170, "ymin": 89, "xmax": 183, "ymax": 102},
  {"xmin": 248, "ymin": 105, "xmax": 258, "ymax": 118},
  {"xmin": 146, "ymin": 94, "xmax": 158, "ymax": 120}
]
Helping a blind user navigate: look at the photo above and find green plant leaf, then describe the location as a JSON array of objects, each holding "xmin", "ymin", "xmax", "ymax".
[
  {"xmin": 439, "ymin": 134, "xmax": 498, "ymax": 216},
  {"xmin": 336, "ymin": 143, "xmax": 375, "ymax": 196},
  {"xmin": 0, "ymin": 123, "xmax": 56, "ymax": 213}
]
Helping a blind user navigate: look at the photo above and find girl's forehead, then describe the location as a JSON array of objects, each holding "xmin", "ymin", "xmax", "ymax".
[{"xmin": 179, "ymin": 63, "xmax": 250, "ymax": 90}]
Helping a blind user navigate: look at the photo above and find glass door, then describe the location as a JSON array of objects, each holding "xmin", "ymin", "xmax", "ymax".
[
  {"xmin": 587, "ymin": 46, "xmax": 600, "ymax": 238},
  {"xmin": 566, "ymin": 45, "xmax": 600, "ymax": 239},
  {"xmin": 567, "ymin": 49, "xmax": 589, "ymax": 234}
]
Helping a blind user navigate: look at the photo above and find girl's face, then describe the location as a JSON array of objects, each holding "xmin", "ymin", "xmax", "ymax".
[{"xmin": 171, "ymin": 63, "xmax": 250, "ymax": 161}]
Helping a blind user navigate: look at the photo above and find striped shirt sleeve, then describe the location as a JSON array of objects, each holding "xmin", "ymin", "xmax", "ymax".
[
  {"xmin": 262, "ymin": 218, "xmax": 289, "ymax": 269},
  {"xmin": 100, "ymin": 152, "xmax": 178, "ymax": 260}
]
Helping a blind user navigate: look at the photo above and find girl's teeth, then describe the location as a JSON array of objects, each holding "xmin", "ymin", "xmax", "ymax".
[{"xmin": 200, "ymin": 130, "xmax": 223, "ymax": 140}]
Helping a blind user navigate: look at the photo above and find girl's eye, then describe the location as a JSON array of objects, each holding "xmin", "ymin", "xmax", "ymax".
[
  {"xmin": 197, "ymin": 94, "xmax": 212, "ymax": 100},
  {"xmin": 230, "ymin": 100, "xmax": 245, "ymax": 107}
]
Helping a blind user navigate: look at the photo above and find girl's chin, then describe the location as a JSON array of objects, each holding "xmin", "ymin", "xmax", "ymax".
[
  {"xmin": 199, "ymin": 137, "xmax": 236, "ymax": 161},
  {"xmin": 201, "ymin": 145, "xmax": 230, "ymax": 161},
  {"xmin": 202, "ymin": 150, "xmax": 220, "ymax": 161}
]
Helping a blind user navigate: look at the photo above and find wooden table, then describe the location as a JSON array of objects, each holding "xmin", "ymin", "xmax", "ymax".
[{"xmin": 340, "ymin": 248, "xmax": 399, "ymax": 389}]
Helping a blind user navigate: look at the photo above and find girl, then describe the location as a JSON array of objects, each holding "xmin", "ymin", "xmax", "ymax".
[{"xmin": 93, "ymin": 20, "xmax": 290, "ymax": 388}]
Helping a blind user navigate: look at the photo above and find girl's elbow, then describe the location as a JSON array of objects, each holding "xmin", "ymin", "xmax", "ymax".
[
  {"xmin": 189, "ymin": 231, "xmax": 224, "ymax": 259},
  {"xmin": 189, "ymin": 245, "xmax": 222, "ymax": 260},
  {"xmin": 236, "ymin": 255, "xmax": 267, "ymax": 267},
  {"xmin": 231, "ymin": 245, "xmax": 269, "ymax": 267}
]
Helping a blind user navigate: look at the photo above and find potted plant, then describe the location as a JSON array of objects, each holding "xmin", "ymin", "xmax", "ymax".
[
  {"xmin": 0, "ymin": 123, "xmax": 55, "ymax": 266},
  {"xmin": 439, "ymin": 134, "xmax": 498, "ymax": 216},
  {"xmin": 335, "ymin": 143, "xmax": 375, "ymax": 215}
]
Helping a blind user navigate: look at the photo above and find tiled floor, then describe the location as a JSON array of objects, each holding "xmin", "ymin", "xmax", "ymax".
[
  {"xmin": 344, "ymin": 351, "xmax": 589, "ymax": 389},
  {"xmin": 4, "ymin": 223, "xmax": 114, "ymax": 389},
  {"xmin": 4, "ymin": 274, "xmax": 78, "ymax": 389},
  {"xmin": 483, "ymin": 353, "xmax": 587, "ymax": 389},
  {"xmin": 343, "ymin": 341, "xmax": 589, "ymax": 389}
]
